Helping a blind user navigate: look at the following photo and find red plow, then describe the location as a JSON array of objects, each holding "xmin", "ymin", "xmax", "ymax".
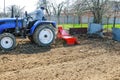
[{"xmin": 57, "ymin": 26, "xmax": 79, "ymax": 45}]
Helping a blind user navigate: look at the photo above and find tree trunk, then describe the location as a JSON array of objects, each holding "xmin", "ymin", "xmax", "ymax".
[
  {"xmin": 113, "ymin": 16, "xmax": 116, "ymax": 28},
  {"xmin": 66, "ymin": 15, "xmax": 69, "ymax": 24},
  {"xmin": 78, "ymin": 15, "xmax": 81, "ymax": 24},
  {"xmin": 93, "ymin": 12, "xmax": 102, "ymax": 24},
  {"xmin": 57, "ymin": 16, "xmax": 60, "ymax": 24}
]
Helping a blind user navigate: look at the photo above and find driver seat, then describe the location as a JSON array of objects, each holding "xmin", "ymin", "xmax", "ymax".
[{"xmin": 27, "ymin": 20, "xmax": 37, "ymax": 29}]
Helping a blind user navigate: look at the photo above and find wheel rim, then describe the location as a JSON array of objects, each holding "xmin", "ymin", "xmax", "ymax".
[
  {"xmin": 39, "ymin": 28, "xmax": 54, "ymax": 44},
  {"xmin": 1, "ymin": 37, "xmax": 14, "ymax": 49}
]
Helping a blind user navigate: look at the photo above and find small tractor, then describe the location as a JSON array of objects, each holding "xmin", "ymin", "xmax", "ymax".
[{"xmin": 0, "ymin": 12, "xmax": 56, "ymax": 50}]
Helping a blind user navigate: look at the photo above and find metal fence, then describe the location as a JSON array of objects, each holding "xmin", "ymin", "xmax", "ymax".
[{"xmin": 46, "ymin": 15, "xmax": 120, "ymax": 24}]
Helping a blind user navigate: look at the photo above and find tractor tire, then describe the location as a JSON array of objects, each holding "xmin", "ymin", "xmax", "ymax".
[
  {"xmin": 0, "ymin": 33, "xmax": 16, "ymax": 51},
  {"xmin": 28, "ymin": 35, "xmax": 34, "ymax": 43},
  {"xmin": 33, "ymin": 24, "xmax": 55, "ymax": 46}
]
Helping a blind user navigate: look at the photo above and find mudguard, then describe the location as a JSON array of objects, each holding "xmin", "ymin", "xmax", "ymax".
[{"xmin": 30, "ymin": 20, "xmax": 56, "ymax": 35}]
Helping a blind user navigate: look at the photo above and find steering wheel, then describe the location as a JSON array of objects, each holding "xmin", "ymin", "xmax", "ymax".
[{"xmin": 25, "ymin": 11, "xmax": 33, "ymax": 21}]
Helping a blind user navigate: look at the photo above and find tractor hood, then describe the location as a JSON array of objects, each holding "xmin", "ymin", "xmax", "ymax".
[
  {"xmin": 0, "ymin": 18, "xmax": 22, "ymax": 22},
  {"xmin": 0, "ymin": 18, "xmax": 23, "ymax": 34}
]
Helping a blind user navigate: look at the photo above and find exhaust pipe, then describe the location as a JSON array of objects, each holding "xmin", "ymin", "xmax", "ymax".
[{"xmin": 15, "ymin": 15, "xmax": 20, "ymax": 34}]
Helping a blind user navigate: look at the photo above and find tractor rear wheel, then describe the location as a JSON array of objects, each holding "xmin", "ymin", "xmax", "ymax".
[
  {"xmin": 33, "ymin": 24, "xmax": 55, "ymax": 46},
  {"xmin": 0, "ymin": 33, "xmax": 16, "ymax": 51}
]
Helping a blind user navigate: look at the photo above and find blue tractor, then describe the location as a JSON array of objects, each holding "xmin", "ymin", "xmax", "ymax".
[{"xmin": 0, "ymin": 11, "xmax": 56, "ymax": 50}]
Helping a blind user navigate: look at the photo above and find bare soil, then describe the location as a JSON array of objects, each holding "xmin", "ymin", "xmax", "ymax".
[{"xmin": 0, "ymin": 34, "xmax": 120, "ymax": 80}]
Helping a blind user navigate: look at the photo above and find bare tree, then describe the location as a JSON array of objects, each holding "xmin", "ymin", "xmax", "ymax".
[
  {"xmin": 85, "ymin": 0, "xmax": 109, "ymax": 24},
  {"xmin": 72, "ymin": 0, "xmax": 88, "ymax": 24},
  {"xmin": 112, "ymin": 1, "xmax": 120, "ymax": 28},
  {"xmin": 63, "ymin": 8, "xmax": 69, "ymax": 24},
  {"xmin": 63, "ymin": 0, "xmax": 71, "ymax": 24},
  {"xmin": 0, "ymin": 12, "xmax": 7, "ymax": 18},
  {"xmin": 7, "ymin": 5, "xmax": 24, "ymax": 17},
  {"xmin": 51, "ymin": 2, "xmax": 65, "ymax": 24}
]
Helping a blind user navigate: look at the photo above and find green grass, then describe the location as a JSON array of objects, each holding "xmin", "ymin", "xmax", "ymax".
[
  {"xmin": 104, "ymin": 24, "xmax": 120, "ymax": 29},
  {"xmin": 58, "ymin": 24, "xmax": 88, "ymax": 30},
  {"xmin": 58, "ymin": 24, "xmax": 120, "ymax": 30}
]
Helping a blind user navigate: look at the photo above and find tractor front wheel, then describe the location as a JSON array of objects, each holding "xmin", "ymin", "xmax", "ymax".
[
  {"xmin": 0, "ymin": 33, "xmax": 16, "ymax": 51},
  {"xmin": 33, "ymin": 25, "xmax": 55, "ymax": 46}
]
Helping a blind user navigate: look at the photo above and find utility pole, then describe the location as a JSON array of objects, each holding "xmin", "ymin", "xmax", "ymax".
[{"xmin": 4, "ymin": 0, "xmax": 6, "ymax": 15}]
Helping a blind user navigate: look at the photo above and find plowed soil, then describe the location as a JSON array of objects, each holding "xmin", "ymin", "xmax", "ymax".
[{"xmin": 0, "ymin": 35, "xmax": 120, "ymax": 80}]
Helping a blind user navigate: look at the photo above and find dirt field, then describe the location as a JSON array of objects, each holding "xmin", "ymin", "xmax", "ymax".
[{"xmin": 0, "ymin": 35, "xmax": 120, "ymax": 80}]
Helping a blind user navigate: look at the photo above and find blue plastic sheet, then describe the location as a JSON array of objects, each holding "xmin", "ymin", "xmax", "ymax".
[
  {"xmin": 88, "ymin": 23, "xmax": 103, "ymax": 37},
  {"xmin": 112, "ymin": 28, "xmax": 120, "ymax": 41}
]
